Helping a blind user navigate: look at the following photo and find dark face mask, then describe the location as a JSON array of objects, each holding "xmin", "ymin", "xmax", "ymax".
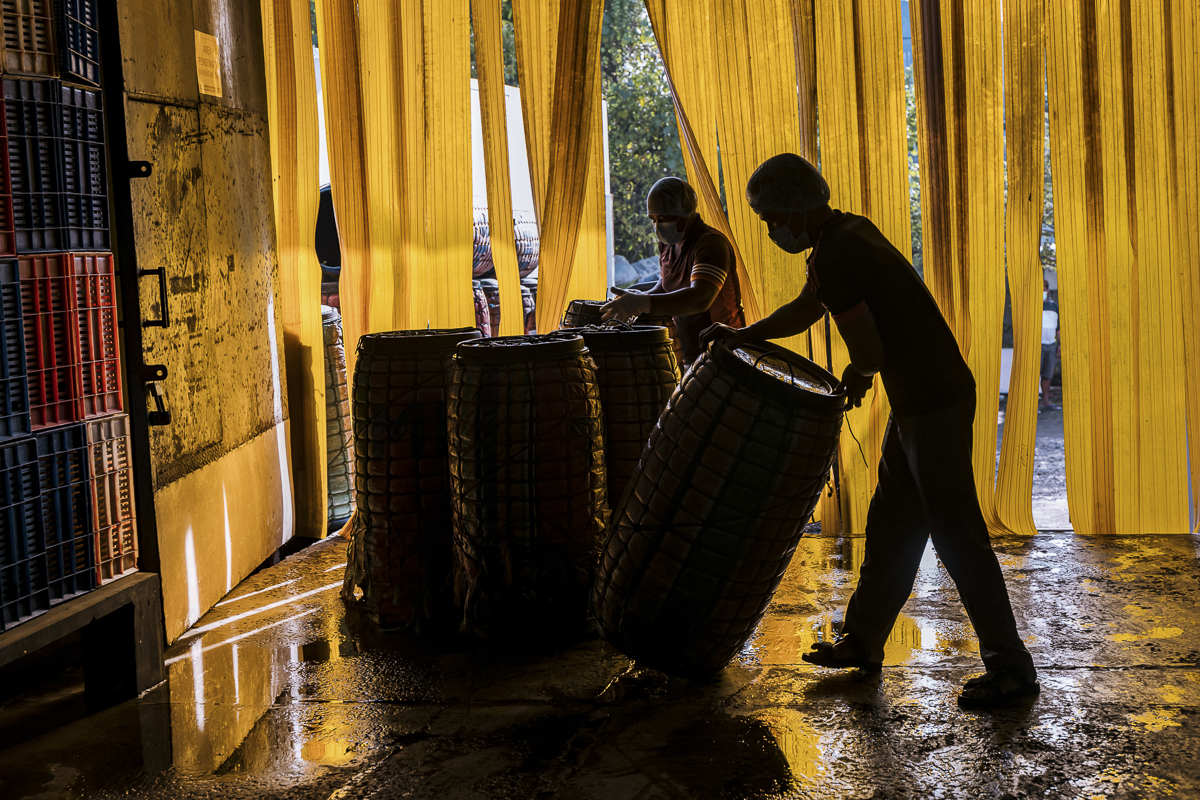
[
  {"xmin": 767, "ymin": 210, "xmax": 810, "ymax": 254},
  {"xmin": 654, "ymin": 218, "xmax": 686, "ymax": 246}
]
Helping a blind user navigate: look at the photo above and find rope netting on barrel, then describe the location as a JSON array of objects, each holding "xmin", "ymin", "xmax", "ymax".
[
  {"xmin": 592, "ymin": 340, "xmax": 844, "ymax": 677},
  {"xmin": 560, "ymin": 324, "xmax": 679, "ymax": 510},
  {"xmin": 322, "ymin": 306, "xmax": 355, "ymax": 529},
  {"xmin": 341, "ymin": 327, "xmax": 481, "ymax": 630},
  {"xmin": 561, "ymin": 299, "xmax": 684, "ymax": 368},
  {"xmin": 448, "ymin": 334, "xmax": 607, "ymax": 640}
]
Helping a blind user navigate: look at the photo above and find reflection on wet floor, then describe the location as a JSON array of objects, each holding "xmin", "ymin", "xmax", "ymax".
[{"xmin": 2, "ymin": 532, "xmax": 1199, "ymax": 799}]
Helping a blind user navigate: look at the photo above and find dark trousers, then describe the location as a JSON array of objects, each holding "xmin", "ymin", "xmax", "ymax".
[{"xmin": 841, "ymin": 398, "xmax": 1036, "ymax": 681}]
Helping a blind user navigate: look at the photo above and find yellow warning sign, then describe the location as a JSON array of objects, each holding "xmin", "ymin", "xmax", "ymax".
[{"xmin": 195, "ymin": 31, "xmax": 222, "ymax": 97}]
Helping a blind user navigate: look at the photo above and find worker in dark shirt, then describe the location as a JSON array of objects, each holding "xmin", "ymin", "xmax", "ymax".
[
  {"xmin": 601, "ymin": 177, "xmax": 744, "ymax": 364},
  {"xmin": 701, "ymin": 153, "xmax": 1038, "ymax": 710}
]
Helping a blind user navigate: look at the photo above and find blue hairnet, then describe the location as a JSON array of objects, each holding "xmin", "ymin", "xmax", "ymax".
[
  {"xmin": 746, "ymin": 154, "xmax": 830, "ymax": 213},
  {"xmin": 646, "ymin": 177, "xmax": 698, "ymax": 217}
]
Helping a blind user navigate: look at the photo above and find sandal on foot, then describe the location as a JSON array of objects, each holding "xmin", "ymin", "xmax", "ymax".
[
  {"xmin": 957, "ymin": 670, "xmax": 1040, "ymax": 709},
  {"xmin": 801, "ymin": 641, "xmax": 882, "ymax": 671}
]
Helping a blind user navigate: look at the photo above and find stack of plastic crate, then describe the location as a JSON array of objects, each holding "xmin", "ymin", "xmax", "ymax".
[{"xmin": 0, "ymin": 0, "xmax": 126, "ymax": 631}]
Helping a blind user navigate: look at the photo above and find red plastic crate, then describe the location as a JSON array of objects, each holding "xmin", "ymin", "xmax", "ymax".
[
  {"xmin": 70, "ymin": 253, "xmax": 119, "ymax": 418},
  {"xmin": 1, "ymin": 0, "xmax": 58, "ymax": 78},
  {"xmin": 19, "ymin": 253, "xmax": 74, "ymax": 428},
  {"xmin": 85, "ymin": 413, "xmax": 135, "ymax": 583},
  {"xmin": 18, "ymin": 253, "xmax": 120, "ymax": 428},
  {"xmin": 0, "ymin": 260, "xmax": 29, "ymax": 439}
]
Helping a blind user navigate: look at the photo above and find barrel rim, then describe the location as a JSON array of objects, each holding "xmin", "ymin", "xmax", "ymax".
[
  {"xmin": 561, "ymin": 298, "xmax": 675, "ymax": 330},
  {"xmin": 708, "ymin": 340, "xmax": 845, "ymax": 408},
  {"xmin": 455, "ymin": 333, "xmax": 586, "ymax": 363},
  {"xmin": 559, "ymin": 324, "xmax": 670, "ymax": 349},
  {"xmin": 357, "ymin": 327, "xmax": 481, "ymax": 355}
]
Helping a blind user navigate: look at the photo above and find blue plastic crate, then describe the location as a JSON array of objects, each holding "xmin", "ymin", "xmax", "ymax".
[
  {"xmin": 35, "ymin": 422, "xmax": 93, "ymax": 604},
  {"xmin": 57, "ymin": 83, "xmax": 107, "ymax": 251},
  {"xmin": 1, "ymin": 260, "xmax": 30, "ymax": 440},
  {"xmin": 4, "ymin": 78, "xmax": 63, "ymax": 253},
  {"xmin": 56, "ymin": 0, "xmax": 101, "ymax": 87},
  {"xmin": 0, "ymin": 436, "xmax": 45, "ymax": 630}
]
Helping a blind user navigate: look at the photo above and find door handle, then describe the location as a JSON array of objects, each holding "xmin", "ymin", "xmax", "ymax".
[{"xmin": 139, "ymin": 267, "xmax": 170, "ymax": 328}]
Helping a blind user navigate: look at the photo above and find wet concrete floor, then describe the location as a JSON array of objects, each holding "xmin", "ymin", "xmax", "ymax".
[{"xmin": 1, "ymin": 530, "xmax": 1198, "ymax": 799}]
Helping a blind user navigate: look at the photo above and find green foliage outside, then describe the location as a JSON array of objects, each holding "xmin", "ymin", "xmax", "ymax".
[
  {"xmin": 469, "ymin": 0, "xmax": 684, "ymax": 263},
  {"xmin": 598, "ymin": 0, "xmax": 685, "ymax": 263},
  {"xmin": 905, "ymin": 67, "xmax": 923, "ymax": 276}
]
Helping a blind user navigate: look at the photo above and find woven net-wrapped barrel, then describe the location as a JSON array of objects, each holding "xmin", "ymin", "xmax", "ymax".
[
  {"xmin": 561, "ymin": 298, "xmax": 684, "ymax": 367},
  {"xmin": 592, "ymin": 340, "xmax": 844, "ymax": 676},
  {"xmin": 478, "ymin": 278, "xmax": 501, "ymax": 336},
  {"xmin": 472, "ymin": 280, "xmax": 492, "ymax": 336},
  {"xmin": 520, "ymin": 284, "xmax": 536, "ymax": 333},
  {"xmin": 342, "ymin": 327, "xmax": 481, "ymax": 630},
  {"xmin": 448, "ymin": 334, "xmax": 607, "ymax": 639},
  {"xmin": 322, "ymin": 306, "xmax": 355, "ymax": 528},
  {"xmin": 559, "ymin": 325, "xmax": 679, "ymax": 510}
]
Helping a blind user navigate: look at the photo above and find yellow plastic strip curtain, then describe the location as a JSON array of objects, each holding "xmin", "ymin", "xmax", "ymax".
[
  {"xmin": 313, "ymin": 0, "xmax": 374, "ymax": 373},
  {"xmin": 909, "ymin": 1, "xmax": 1007, "ymax": 532},
  {"xmin": 710, "ymin": 0, "xmax": 808, "ymax": 343},
  {"xmin": 316, "ymin": 0, "xmax": 473, "ymax": 350},
  {"xmin": 995, "ymin": 0, "xmax": 1044, "ymax": 536},
  {"xmin": 355, "ymin": 1, "xmax": 401, "ymax": 338},
  {"xmin": 262, "ymin": 0, "xmax": 326, "ymax": 538},
  {"xmin": 472, "ymin": 0, "xmax": 524, "ymax": 335},
  {"xmin": 1171, "ymin": 0, "xmax": 1200, "ymax": 532},
  {"xmin": 1046, "ymin": 0, "xmax": 1192, "ymax": 534},
  {"xmin": 1128, "ymin": 2, "xmax": 1189, "ymax": 535},
  {"xmin": 401, "ymin": 1, "xmax": 475, "ymax": 331},
  {"xmin": 807, "ymin": 1, "xmax": 909, "ymax": 533},
  {"xmin": 562, "ymin": 106, "xmax": 609, "ymax": 316},
  {"xmin": 512, "ymin": 0, "xmax": 607, "ymax": 334},
  {"xmin": 642, "ymin": 1, "xmax": 762, "ymax": 324}
]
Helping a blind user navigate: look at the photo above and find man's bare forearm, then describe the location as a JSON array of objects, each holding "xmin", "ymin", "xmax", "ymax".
[{"xmin": 742, "ymin": 285, "xmax": 825, "ymax": 342}]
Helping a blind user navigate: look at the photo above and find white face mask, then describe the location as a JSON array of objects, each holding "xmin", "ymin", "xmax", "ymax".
[
  {"xmin": 768, "ymin": 211, "xmax": 810, "ymax": 254},
  {"xmin": 653, "ymin": 219, "xmax": 686, "ymax": 246},
  {"xmin": 1043, "ymin": 291, "xmax": 1049, "ymax": 301}
]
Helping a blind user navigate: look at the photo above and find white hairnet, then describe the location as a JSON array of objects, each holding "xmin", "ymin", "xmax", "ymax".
[
  {"xmin": 646, "ymin": 177, "xmax": 698, "ymax": 217},
  {"xmin": 745, "ymin": 153, "xmax": 830, "ymax": 213}
]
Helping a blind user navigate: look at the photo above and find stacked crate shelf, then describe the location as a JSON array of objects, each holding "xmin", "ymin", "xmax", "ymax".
[{"xmin": 0, "ymin": 0, "xmax": 128, "ymax": 631}]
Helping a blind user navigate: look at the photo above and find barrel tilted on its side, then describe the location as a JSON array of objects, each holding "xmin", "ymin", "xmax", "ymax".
[
  {"xmin": 322, "ymin": 306, "xmax": 356, "ymax": 529},
  {"xmin": 448, "ymin": 334, "xmax": 607, "ymax": 640},
  {"xmin": 592, "ymin": 340, "xmax": 844, "ymax": 677},
  {"xmin": 342, "ymin": 327, "xmax": 482, "ymax": 630},
  {"xmin": 561, "ymin": 298, "xmax": 683, "ymax": 367},
  {"xmin": 559, "ymin": 325, "xmax": 679, "ymax": 510}
]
